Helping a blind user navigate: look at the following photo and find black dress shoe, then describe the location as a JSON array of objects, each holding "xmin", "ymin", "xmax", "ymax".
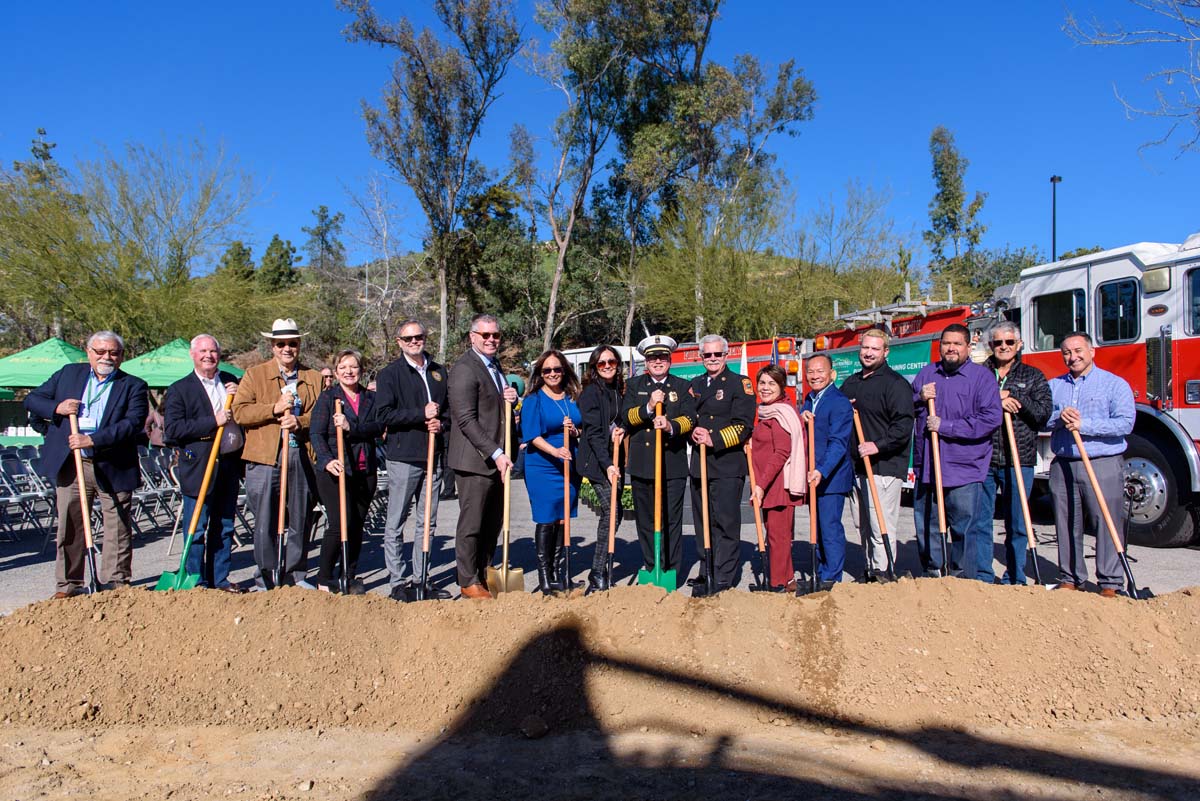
[
  {"xmin": 216, "ymin": 584, "xmax": 245, "ymax": 594},
  {"xmin": 389, "ymin": 585, "xmax": 410, "ymax": 602},
  {"xmin": 686, "ymin": 575, "xmax": 707, "ymax": 588},
  {"xmin": 346, "ymin": 579, "xmax": 366, "ymax": 595}
]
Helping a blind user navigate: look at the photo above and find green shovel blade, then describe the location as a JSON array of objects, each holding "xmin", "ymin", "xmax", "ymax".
[
  {"xmin": 637, "ymin": 530, "xmax": 677, "ymax": 592},
  {"xmin": 154, "ymin": 569, "xmax": 200, "ymax": 591}
]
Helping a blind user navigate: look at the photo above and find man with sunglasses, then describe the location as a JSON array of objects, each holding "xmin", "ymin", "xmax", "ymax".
[
  {"xmin": 687, "ymin": 334, "xmax": 755, "ymax": 595},
  {"xmin": 622, "ymin": 335, "xmax": 695, "ymax": 581},
  {"xmin": 26, "ymin": 331, "xmax": 148, "ymax": 597},
  {"xmin": 232, "ymin": 318, "xmax": 322, "ymax": 589},
  {"xmin": 982, "ymin": 322, "xmax": 1050, "ymax": 585},
  {"xmin": 447, "ymin": 313, "xmax": 519, "ymax": 599},
  {"xmin": 370, "ymin": 319, "xmax": 452, "ymax": 600}
]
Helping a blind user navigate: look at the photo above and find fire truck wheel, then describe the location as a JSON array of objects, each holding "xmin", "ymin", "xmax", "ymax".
[{"xmin": 1122, "ymin": 433, "xmax": 1195, "ymax": 548}]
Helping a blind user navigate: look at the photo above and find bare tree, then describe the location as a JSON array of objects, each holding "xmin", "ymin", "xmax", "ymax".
[{"xmin": 1065, "ymin": 1, "xmax": 1200, "ymax": 152}]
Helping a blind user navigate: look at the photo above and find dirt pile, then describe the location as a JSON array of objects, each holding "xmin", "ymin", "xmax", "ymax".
[{"xmin": 1, "ymin": 580, "xmax": 1198, "ymax": 736}]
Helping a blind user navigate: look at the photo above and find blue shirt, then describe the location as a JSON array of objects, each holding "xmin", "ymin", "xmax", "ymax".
[
  {"xmin": 1046, "ymin": 366, "xmax": 1134, "ymax": 458},
  {"xmin": 79, "ymin": 370, "xmax": 116, "ymax": 457}
]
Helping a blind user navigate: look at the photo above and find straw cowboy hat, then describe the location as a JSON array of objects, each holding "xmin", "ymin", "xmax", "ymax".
[{"xmin": 260, "ymin": 318, "xmax": 309, "ymax": 340}]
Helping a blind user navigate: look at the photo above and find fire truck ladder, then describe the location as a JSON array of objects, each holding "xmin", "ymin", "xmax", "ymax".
[{"xmin": 832, "ymin": 282, "xmax": 960, "ymax": 330}]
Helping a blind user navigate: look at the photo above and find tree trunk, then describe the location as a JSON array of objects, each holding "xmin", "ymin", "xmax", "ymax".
[
  {"xmin": 542, "ymin": 244, "xmax": 567, "ymax": 353},
  {"xmin": 623, "ymin": 286, "xmax": 636, "ymax": 348},
  {"xmin": 437, "ymin": 256, "xmax": 449, "ymax": 363}
]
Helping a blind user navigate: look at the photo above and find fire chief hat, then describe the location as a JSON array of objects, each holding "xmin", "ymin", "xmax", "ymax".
[{"xmin": 637, "ymin": 334, "xmax": 678, "ymax": 359}]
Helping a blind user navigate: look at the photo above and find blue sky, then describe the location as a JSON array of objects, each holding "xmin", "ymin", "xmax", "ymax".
[{"xmin": 3, "ymin": 1, "xmax": 1198, "ymax": 275}]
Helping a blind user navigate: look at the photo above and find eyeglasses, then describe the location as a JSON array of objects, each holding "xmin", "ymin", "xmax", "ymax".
[
  {"xmin": 399, "ymin": 334, "xmax": 426, "ymax": 343},
  {"xmin": 645, "ymin": 355, "xmax": 669, "ymax": 362},
  {"xmin": 701, "ymin": 351, "xmax": 725, "ymax": 359},
  {"xmin": 90, "ymin": 348, "xmax": 121, "ymax": 357},
  {"xmin": 322, "ymin": 374, "xmax": 334, "ymax": 381},
  {"xmin": 596, "ymin": 359, "xmax": 618, "ymax": 368},
  {"xmin": 273, "ymin": 340, "xmax": 300, "ymax": 349},
  {"xmin": 991, "ymin": 339, "xmax": 1017, "ymax": 347},
  {"xmin": 472, "ymin": 331, "xmax": 501, "ymax": 341},
  {"xmin": 541, "ymin": 366, "xmax": 563, "ymax": 375}
]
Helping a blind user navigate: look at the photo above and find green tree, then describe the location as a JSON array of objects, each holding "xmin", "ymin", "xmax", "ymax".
[
  {"xmin": 301, "ymin": 205, "xmax": 346, "ymax": 273},
  {"xmin": 258, "ymin": 234, "xmax": 300, "ymax": 290},
  {"xmin": 216, "ymin": 240, "xmax": 255, "ymax": 280},
  {"xmin": 923, "ymin": 125, "xmax": 987, "ymax": 271},
  {"xmin": 1059, "ymin": 245, "xmax": 1104, "ymax": 260},
  {"xmin": 340, "ymin": 0, "xmax": 522, "ymax": 360}
]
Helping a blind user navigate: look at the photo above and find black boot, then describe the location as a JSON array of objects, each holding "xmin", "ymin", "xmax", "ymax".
[
  {"xmin": 586, "ymin": 570, "xmax": 609, "ymax": 594},
  {"xmin": 535, "ymin": 523, "xmax": 559, "ymax": 595}
]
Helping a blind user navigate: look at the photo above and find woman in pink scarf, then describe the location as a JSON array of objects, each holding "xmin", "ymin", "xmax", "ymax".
[{"xmin": 750, "ymin": 364, "xmax": 806, "ymax": 592}]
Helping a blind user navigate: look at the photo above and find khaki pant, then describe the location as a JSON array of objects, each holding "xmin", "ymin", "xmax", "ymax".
[
  {"xmin": 848, "ymin": 472, "xmax": 902, "ymax": 572},
  {"xmin": 55, "ymin": 459, "xmax": 134, "ymax": 592}
]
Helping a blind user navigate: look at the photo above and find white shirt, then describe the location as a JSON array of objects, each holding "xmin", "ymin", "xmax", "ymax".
[
  {"xmin": 195, "ymin": 370, "xmax": 244, "ymax": 454},
  {"xmin": 404, "ymin": 353, "xmax": 433, "ymax": 403}
]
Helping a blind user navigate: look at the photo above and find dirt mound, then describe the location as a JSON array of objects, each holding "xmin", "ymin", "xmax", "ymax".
[{"xmin": 1, "ymin": 580, "xmax": 1198, "ymax": 736}]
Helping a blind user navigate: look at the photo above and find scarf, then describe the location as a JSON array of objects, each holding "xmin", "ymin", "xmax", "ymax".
[{"xmin": 757, "ymin": 400, "xmax": 807, "ymax": 497}]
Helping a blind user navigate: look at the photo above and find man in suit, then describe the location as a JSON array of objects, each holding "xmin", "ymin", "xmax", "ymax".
[
  {"xmin": 621, "ymin": 335, "xmax": 694, "ymax": 578},
  {"xmin": 232, "ymin": 318, "xmax": 322, "ymax": 590},
  {"xmin": 369, "ymin": 319, "xmax": 452, "ymax": 601},
  {"xmin": 447, "ymin": 313, "xmax": 518, "ymax": 599},
  {"xmin": 688, "ymin": 335, "xmax": 755, "ymax": 595},
  {"xmin": 25, "ymin": 331, "xmax": 149, "ymax": 597},
  {"xmin": 162, "ymin": 334, "xmax": 244, "ymax": 592},
  {"xmin": 801, "ymin": 353, "xmax": 854, "ymax": 589}
]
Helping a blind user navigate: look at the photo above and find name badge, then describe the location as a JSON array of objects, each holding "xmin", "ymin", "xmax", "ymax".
[{"xmin": 78, "ymin": 416, "xmax": 98, "ymax": 432}]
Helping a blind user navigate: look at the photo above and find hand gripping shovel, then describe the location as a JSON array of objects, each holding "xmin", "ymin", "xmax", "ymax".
[
  {"xmin": 851, "ymin": 406, "xmax": 898, "ymax": 582},
  {"xmin": 744, "ymin": 441, "xmax": 771, "ymax": 591},
  {"xmin": 804, "ymin": 414, "xmax": 819, "ymax": 594},
  {"xmin": 413, "ymin": 431, "xmax": 436, "ymax": 601},
  {"xmin": 68, "ymin": 413, "xmax": 102, "ymax": 594},
  {"xmin": 156, "ymin": 394, "xmax": 234, "ymax": 591},
  {"xmin": 561, "ymin": 423, "xmax": 577, "ymax": 593},
  {"xmin": 1071, "ymin": 429, "xmax": 1150, "ymax": 599},
  {"xmin": 487, "ymin": 400, "xmax": 525, "ymax": 594},
  {"xmin": 637, "ymin": 403, "xmax": 676, "ymax": 591},
  {"xmin": 334, "ymin": 399, "xmax": 350, "ymax": 595},
  {"xmin": 275, "ymin": 426, "xmax": 289, "ymax": 589},
  {"xmin": 1003, "ymin": 411, "xmax": 1042, "ymax": 585},
  {"xmin": 928, "ymin": 398, "xmax": 950, "ymax": 576}
]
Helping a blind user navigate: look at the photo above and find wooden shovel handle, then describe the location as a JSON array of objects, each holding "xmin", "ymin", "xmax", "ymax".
[
  {"xmin": 699, "ymin": 443, "xmax": 711, "ymax": 550},
  {"xmin": 563, "ymin": 423, "xmax": 571, "ymax": 545},
  {"xmin": 422, "ymin": 430, "xmax": 435, "ymax": 554},
  {"xmin": 928, "ymin": 398, "xmax": 948, "ymax": 534},
  {"xmin": 1070, "ymin": 428, "xmax": 1127, "ymax": 554},
  {"xmin": 851, "ymin": 407, "xmax": 889, "ymax": 537},
  {"xmin": 1003, "ymin": 411, "xmax": 1035, "ymax": 546},
  {"xmin": 653, "ymin": 402, "xmax": 662, "ymax": 533},
  {"xmin": 277, "ymin": 426, "xmax": 289, "ymax": 536},
  {"xmin": 187, "ymin": 394, "xmax": 234, "ymax": 537},
  {"xmin": 744, "ymin": 441, "xmax": 766, "ymax": 552},
  {"xmin": 68, "ymin": 413, "xmax": 95, "ymax": 549},
  {"xmin": 608, "ymin": 429, "xmax": 620, "ymax": 555},
  {"xmin": 807, "ymin": 415, "xmax": 817, "ymax": 545},
  {"xmin": 335, "ymin": 399, "xmax": 348, "ymax": 545}
]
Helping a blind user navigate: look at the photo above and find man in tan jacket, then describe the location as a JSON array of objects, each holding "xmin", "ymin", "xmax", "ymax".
[{"xmin": 232, "ymin": 318, "xmax": 322, "ymax": 589}]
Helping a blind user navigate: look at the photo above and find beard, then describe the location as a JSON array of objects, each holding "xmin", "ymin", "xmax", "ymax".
[{"xmin": 94, "ymin": 362, "xmax": 115, "ymax": 377}]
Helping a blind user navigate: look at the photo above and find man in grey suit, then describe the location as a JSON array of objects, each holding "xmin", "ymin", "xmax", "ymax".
[{"xmin": 447, "ymin": 313, "xmax": 518, "ymax": 599}]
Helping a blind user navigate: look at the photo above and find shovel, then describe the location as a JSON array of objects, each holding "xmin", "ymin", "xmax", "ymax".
[
  {"xmin": 805, "ymin": 414, "xmax": 819, "ymax": 594},
  {"xmin": 693, "ymin": 443, "xmax": 718, "ymax": 596},
  {"xmin": 638, "ymin": 402, "xmax": 676, "ymax": 591},
  {"xmin": 156, "ymin": 395, "xmax": 234, "ymax": 591},
  {"xmin": 68, "ymin": 413, "xmax": 102, "ymax": 594},
  {"xmin": 1071, "ymin": 429, "xmax": 1150, "ymax": 599},
  {"xmin": 927, "ymin": 398, "xmax": 950, "ymax": 575},
  {"xmin": 561, "ymin": 422, "xmax": 576, "ymax": 593},
  {"xmin": 1003, "ymin": 411, "xmax": 1041, "ymax": 585},
  {"xmin": 335, "ymin": 399, "xmax": 350, "ymax": 595},
  {"xmin": 275, "ymin": 426, "xmax": 289, "ymax": 589},
  {"xmin": 413, "ymin": 430, "xmax": 436, "ymax": 601},
  {"xmin": 744, "ymin": 441, "xmax": 771, "ymax": 591},
  {"xmin": 851, "ymin": 407, "xmax": 898, "ymax": 582},
  {"xmin": 486, "ymin": 399, "xmax": 525, "ymax": 594}
]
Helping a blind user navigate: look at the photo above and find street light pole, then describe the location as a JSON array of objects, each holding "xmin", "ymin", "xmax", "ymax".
[{"xmin": 1050, "ymin": 175, "xmax": 1062, "ymax": 261}]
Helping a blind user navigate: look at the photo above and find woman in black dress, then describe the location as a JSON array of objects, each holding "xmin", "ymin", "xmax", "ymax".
[{"xmin": 576, "ymin": 346, "xmax": 626, "ymax": 591}]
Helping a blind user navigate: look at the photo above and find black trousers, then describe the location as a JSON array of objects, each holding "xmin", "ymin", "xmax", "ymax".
[
  {"xmin": 313, "ymin": 468, "xmax": 377, "ymax": 586},
  {"xmin": 690, "ymin": 474, "xmax": 745, "ymax": 589},
  {"xmin": 631, "ymin": 475, "xmax": 685, "ymax": 571},
  {"xmin": 454, "ymin": 470, "xmax": 503, "ymax": 588}
]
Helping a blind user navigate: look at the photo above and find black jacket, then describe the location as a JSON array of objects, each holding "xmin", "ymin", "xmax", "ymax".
[
  {"xmin": 577, "ymin": 379, "xmax": 622, "ymax": 483},
  {"xmin": 840, "ymin": 363, "xmax": 915, "ymax": 479},
  {"xmin": 368, "ymin": 353, "xmax": 451, "ymax": 465},
  {"xmin": 688, "ymin": 367, "xmax": 755, "ymax": 479},
  {"xmin": 162, "ymin": 370, "xmax": 244, "ymax": 497},
  {"xmin": 311, "ymin": 386, "xmax": 383, "ymax": 475},
  {"xmin": 621, "ymin": 373, "xmax": 694, "ymax": 480},
  {"xmin": 986, "ymin": 357, "xmax": 1051, "ymax": 468}
]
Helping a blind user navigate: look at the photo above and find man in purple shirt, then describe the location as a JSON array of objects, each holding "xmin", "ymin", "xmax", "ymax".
[{"xmin": 911, "ymin": 324, "xmax": 1003, "ymax": 579}]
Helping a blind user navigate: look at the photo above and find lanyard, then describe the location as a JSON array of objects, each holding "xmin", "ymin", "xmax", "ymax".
[{"xmin": 83, "ymin": 374, "xmax": 114, "ymax": 409}]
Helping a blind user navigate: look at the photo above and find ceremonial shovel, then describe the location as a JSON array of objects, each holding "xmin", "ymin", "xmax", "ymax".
[
  {"xmin": 927, "ymin": 398, "xmax": 950, "ymax": 576},
  {"xmin": 1003, "ymin": 411, "xmax": 1042, "ymax": 585},
  {"xmin": 744, "ymin": 441, "xmax": 771, "ymax": 591},
  {"xmin": 156, "ymin": 394, "xmax": 234, "ymax": 591},
  {"xmin": 637, "ymin": 403, "xmax": 676, "ymax": 591},
  {"xmin": 561, "ymin": 422, "xmax": 576, "ymax": 593},
  {"xmin": 694, "ymin": 442, "xmax": 717, "ymax": 596},
  {"xmin": 851, "ymin": 406, "xmax": 898, "ymax": 582},
  {"xmin": 275, "ymin": 426, "xmax": 289, "ymax": 589},
  {"xmin": 413, "ymin": 431, "xmax": 436, "ymax": 601},
  {"xmin": 486, "ymin": 400, "xmax": 525, "ymax": 594},
  {"xmin": 334, "ymin": 399, "xmax": 350, "ymax": 595},
  {"xmin": 804, "ymin": 414, "xmax": 819, "ymax": 594},
  {"xmin": 68, "ymin": 413, "xmax": 102, "ymax": 594},
  {"xmin": 586, "ymin": 429, "xmax": 622, "ymax": 596}
]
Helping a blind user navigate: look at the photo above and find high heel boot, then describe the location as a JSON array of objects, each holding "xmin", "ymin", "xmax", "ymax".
[{"xmin": 535, "ymin": 523, "xmax": 559, "ymax": 595}]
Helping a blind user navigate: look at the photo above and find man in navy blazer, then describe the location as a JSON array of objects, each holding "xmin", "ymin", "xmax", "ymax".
[
  {"xmin": 800, "ymin": 353, "xmax": 854, "ymax": 588},
  {"xmin": 163, "ymin": 334, "xmax": 244, "ymax": 592},
  {"xmin": 25, "ymin": 331, "xmax": 149, "ymax": 597}
]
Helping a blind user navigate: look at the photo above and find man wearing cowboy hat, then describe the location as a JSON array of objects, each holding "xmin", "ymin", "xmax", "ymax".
[{"xmin": 232, "ymin": 318, "xmax": 322, "ymax": 589}]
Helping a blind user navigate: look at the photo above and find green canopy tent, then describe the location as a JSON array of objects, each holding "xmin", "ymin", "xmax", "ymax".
[
  {"xmin": 121, "ymin": 338, "xmax": 244, "ymax": 388},
  {"xmin": 0, "ymin": 338, "xmax": 87, "ymax": 388}
]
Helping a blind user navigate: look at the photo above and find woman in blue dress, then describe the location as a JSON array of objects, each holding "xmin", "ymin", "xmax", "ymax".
[{"xmin": 522, "ymin": 349, "xmax": 582, "ymax": 594}]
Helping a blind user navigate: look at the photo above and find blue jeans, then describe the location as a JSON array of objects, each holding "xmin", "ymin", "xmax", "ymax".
[
  {"xmin": 816, "ymin": 493, "xmax": 847, "ymax": 582},
  {"xmin": 182, "ymin": 463, "xmax": 240, "ymax": 588},
  {"xmin": 913, "ymin": 481, "xmax": 986, "ymax": 578},
  {"xmin": 982, "ymin": 465, "xmax": 1035, "ymax": 585}
]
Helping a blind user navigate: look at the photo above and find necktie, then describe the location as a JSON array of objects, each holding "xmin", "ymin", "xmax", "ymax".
[{"xmin": 489, "ymin": 360, "xmax": 505, "ymax": 393}]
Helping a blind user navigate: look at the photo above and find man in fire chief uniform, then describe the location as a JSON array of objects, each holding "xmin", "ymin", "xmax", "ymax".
[
  {"xmin": 621, "ymin": 335, "xmax": 695, "ymax": 579},
  {"xmin": 688, "ymin": 334, "xmax": 755, "ymax": 596}
]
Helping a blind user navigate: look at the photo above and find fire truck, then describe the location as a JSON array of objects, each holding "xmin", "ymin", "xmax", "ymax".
[
  {"xmin": 671, "ymin": 336, "xmax": 806, "ymax": 403},
  {"xmin": 809, "ymin": 232, "xmax": 1200, "ymax": 548}
]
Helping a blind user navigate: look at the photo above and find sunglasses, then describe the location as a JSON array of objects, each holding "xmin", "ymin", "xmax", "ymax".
[
  {"xmin": 90, "ymin": 348, "xmax": 121, "ymax": 357},
  {"xmin": 991, "ymin": 339, "xmax": 1017, "ymax": 347},
  {"xmin": 645, "ymin": 354, "xmax": 669, "ymax": 362},
  {"xmin": 273, "ymin": 340, "xmax": 300, "ymax": 349},
  {"xmin": 541, "ymin": 366, "xmax": 563, "ymax": 375},
  {"xmin": 399, "ymin": 334, "xmax": 426, "ymax": 343},
  {"xmin": 596, "ymin": 359, "xmax": 618, "ymax": 368},
  {"xmin": 701, "ymin": 351, "xmax": 725, "ymax": 359},
  {"xmin": 473, "ymin": 331, "xmax": 501, "ymax": 341}
]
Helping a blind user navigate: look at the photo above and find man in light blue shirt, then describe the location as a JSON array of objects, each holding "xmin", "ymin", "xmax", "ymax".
[{"xmin": 1045, "ymin": 331, "xmax": 1135, "ymax": 597}]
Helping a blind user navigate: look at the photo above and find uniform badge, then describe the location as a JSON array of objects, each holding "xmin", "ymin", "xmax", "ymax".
[
  {"xmin": 715, "ymin": 389, "xmax": 724, "ymax": 400},
  {"xmin": 742, "ymin": 377, "xmax": 753, "ymax": 395},
  {"xmin": 431, "ymin": 371, "xmax": 443, "ymax": 382},
  {"xmin": 668, "ymin": 391, "xmax": 678, "ymax": 403}
]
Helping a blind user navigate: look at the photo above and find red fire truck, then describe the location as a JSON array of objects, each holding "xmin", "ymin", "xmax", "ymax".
[{"xmin": 809, "ymin": 232, "xmax": 1200, "ymax": 548}]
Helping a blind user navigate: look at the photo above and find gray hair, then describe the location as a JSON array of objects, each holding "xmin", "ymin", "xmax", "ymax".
[
  {"xmin": 987, "ymin": 321, "xmax": 1020, "ymax": 342},
  {"xmin": 86, "ymin": 331, "xmax": 124, "ymax": 353},
  {"xmin": 189, "ymin": 333, "xmax": 221, "ymax": 352},
  {"xmin": 397, "ymin": 319, "xmax": 426, "ymax": 335},
  {"xmin": 469, "ymin": 313, "xmax": 499, "ymax": 333},
  {"xmin": 699, "ymin": 334, "xmax": 728, "ymax": 353}
]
